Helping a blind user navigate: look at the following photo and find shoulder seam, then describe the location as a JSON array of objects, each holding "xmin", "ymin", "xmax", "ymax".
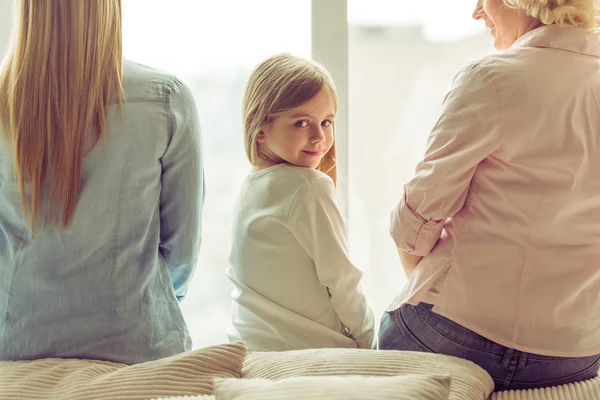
[
  {"xmin": 286, "ymin": 171, "xmax": 334, "ymax": 224},
  {"xmin": 280, "ymin": 164, "xmax": 332, "ymax": 184}
]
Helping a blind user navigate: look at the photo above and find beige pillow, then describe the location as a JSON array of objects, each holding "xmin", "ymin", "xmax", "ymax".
[
  {"xmin": 243, "ymin": 348, "xmax": 493, "ymax": 400},
  {"xmin": 153, "ymin": 397, "xmax": 215, "ymax": 400},
  {"xmin": 214, "ymin": 375, "xmax": 451, "ymax": 400},
  {"xmin": 0, "ymin": 342, "xmax": 246, "ymax": 400}
]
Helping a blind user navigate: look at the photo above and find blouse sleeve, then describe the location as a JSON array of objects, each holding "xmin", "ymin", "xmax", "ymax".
[{"xmin": 391, "ymin": 62, "xmax": 501, "ymax": 256}]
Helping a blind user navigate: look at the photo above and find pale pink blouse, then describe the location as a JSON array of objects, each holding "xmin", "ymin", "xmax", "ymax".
[{"xmin": 390, "ymin": 25, "xmax": 600, "ymax": 357}]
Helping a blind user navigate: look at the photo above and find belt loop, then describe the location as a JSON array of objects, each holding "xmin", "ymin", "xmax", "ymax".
[
  {"xmin": 501, "ymin": 348, "xmax": 514, "ymax": 368},
  {"xmin": 518, "ymin": 352, "xmax": 528, "ymax": 369}
]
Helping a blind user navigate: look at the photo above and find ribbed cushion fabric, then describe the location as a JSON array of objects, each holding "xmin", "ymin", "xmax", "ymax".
[
  {"xmin": 242, "ymin": 348, "xmax": 494, "ymax": 400},
  {"xmin": 213, "ymin": 375, "xmax": 452, "ymax": 400},
  {"xmin": 153, "ymin": 397, "xmax": 215, "ymax": 400},
  {"xmin": 149, "ymin": 375, "xmax": 600, "ymax": 400},
  {"xmin": 490, "ymin": 375, "xmax": 600, "ymax": 400},
  {"xmin": 0, "ymin": 342, "xmax": 246, "ymax": 400}
]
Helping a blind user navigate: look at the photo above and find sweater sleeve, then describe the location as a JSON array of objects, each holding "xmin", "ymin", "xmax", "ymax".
[{"xmin": 288, "ymin": 175, "xmax": 375, "ymax": 349}]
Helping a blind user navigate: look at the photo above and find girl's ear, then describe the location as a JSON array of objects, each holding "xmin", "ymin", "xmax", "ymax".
[{"xmin": 256, "ymin": 130, "xmax": 266, "ymax": 143}]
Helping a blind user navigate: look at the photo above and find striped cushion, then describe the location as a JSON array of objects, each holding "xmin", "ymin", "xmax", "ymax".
[
  {"xmin": 242, "ymin": 348, "xmax": 494, "ymax": 400},
  {"xmin": 0, "ymin": 342, "xmax": 246, "ymax": 400},
  {"xmin": 490, "ymin": 375, "xmax": 600, "ymax": 400},
  {"xmin": 214, "ymin": 375, "xmax": 452, "ymax": 400},
  {"xmin": 153, "ymin": 397, "xmax": 215, "ymax": 400},
  {"xmin": 150, "ymin": 374, "xmax": 600, "ymax": 400}
]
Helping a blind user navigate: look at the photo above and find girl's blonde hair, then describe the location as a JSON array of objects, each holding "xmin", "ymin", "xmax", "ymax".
[
  {"xmin": 243, "ymin": 54, "xmax": 338, "ymax": 186},
  {"xmin": 504, "ymin": 0, "xmax": 599, "ymax": 30},
  {"xmin": 0, "ymin": 0, "xmax": 124, "ymax": 232}
]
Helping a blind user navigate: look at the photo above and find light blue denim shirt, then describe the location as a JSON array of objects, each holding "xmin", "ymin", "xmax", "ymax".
[{"xmin": 0, "ymin": 59, "xmax": 204, "ymax": 364}]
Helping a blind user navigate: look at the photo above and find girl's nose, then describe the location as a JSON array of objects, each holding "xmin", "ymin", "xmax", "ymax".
[{"xmin": 310, "ymin": 127, "xmax": 325, "ymax": 144}]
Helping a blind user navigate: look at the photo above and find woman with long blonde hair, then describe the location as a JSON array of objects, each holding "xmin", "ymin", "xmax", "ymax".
[
  {"xmin": 381, "ymin": 0, "xmax": 600, "ymax": 391},
  {"xmin": 0, "ymin": 0, "xmax": 204, "ymax": 364}
]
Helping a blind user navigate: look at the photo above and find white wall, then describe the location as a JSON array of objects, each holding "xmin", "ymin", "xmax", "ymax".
[{"xmin": 0, "ymin": 0, "xmax": 13, "ymax": 56}]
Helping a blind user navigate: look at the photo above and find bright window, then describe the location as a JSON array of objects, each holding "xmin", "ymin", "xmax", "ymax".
[
  {"xmin": 0, "ymin": 2, "xmax": 11, "ymax": 55},
  {"xmin": 123, "ymin": 0, "xmax": 311, "ymax": 348},
  {"xmin": 0, "ymin": 0, "xmax": 497, "ymax": 349},
  {"xmin": 346, "ymin": 0, "xmax": 491, "ymax": 320}
]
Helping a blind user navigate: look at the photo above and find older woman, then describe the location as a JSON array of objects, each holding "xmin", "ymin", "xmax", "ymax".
[{"xmin": 380, "ymin": 0, "xmax": 600, "ymax": 391}]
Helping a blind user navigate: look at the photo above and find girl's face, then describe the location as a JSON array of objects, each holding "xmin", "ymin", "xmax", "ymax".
[
  {"xmin": 473, "ymin": 0, "xmax": 540, "ymax": 50},
  {"xmin": 256, "ymin": 89, "xmax": 335, "ymax": 170}
]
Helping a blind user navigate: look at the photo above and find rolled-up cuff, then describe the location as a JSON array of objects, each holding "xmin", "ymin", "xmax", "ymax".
[{"xmin": 390, "ymin": 194, "xmax": 444, "ymax": 257}]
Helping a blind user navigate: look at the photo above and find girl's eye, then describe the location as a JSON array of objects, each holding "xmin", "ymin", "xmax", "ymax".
[
  {"xmin": 322, "ymin": 120, "xmax": 333, "ymax": 127},
  {"xmin": 295, "ymin": 120, "xmax": 309, "ymax": 128}
]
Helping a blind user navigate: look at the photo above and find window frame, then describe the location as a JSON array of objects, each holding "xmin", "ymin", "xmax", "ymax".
[{"xmin": 312, "ymin": 0, "xmax": 349, "ymax": 219}]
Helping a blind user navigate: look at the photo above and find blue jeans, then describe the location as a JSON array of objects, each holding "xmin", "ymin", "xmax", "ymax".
[{"xmin": 379, "ymin": 303, "xmax": 600, "ymax": 391}]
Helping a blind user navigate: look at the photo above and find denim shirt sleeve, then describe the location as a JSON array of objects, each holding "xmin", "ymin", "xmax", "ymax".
[{"xmin": 159, "ymin": 77, "xmax": 204, "ymax": 301}]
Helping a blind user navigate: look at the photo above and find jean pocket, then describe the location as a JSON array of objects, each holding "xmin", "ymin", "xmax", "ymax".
[
  {"xmin": 413, "ymin": 303, "xmax": 506, "ymax": 355},
  {"xmin": 391, "ymin": 306, "xmax": 435, "ymax": 353}
]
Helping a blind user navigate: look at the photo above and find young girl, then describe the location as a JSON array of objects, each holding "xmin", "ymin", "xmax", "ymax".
[{"xmin": 227, "ymin": 54, "xmax": 375, "ymax": 351}]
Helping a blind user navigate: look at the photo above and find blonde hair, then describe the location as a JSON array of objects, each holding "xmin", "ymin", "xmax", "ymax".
[
  {"xmin": 242, "ymin": 54, "xmax": 338, "ymax": 186},
  {"xmin": 0, "ymin": 0, "xmax": 124, "ymax": 232},
  {"xmin": 504, "ymin": 0, "xmax": 599, "ymax": 30}
]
